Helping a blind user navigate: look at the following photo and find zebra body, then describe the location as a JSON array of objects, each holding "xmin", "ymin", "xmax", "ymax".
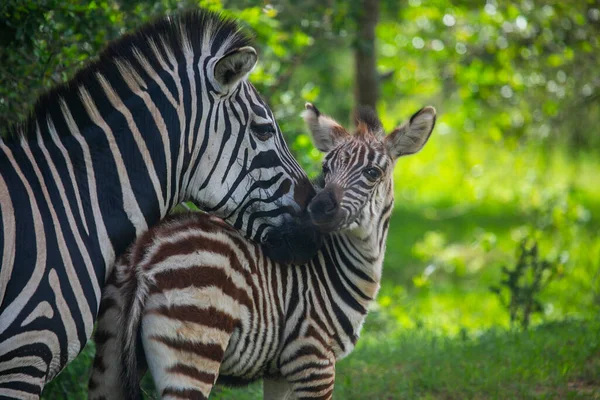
[
  {"xmin": 90, "ymin": 104, "xmax": 436, "ymax": 399},
  {"xmin": 0, "ymin": 10, "xmax": 321, "ymax": 398}
]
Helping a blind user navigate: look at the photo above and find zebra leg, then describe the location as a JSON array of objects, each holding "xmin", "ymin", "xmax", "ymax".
[
  {"xmin": 140, "ymin": 303, "xmax": 233, "ymax": 399},
  {"xmin": 0, "ymin": 338, "xmax": 47, "ymax": 399},
  {"xmin": 88, "ymin": 274, "xmax": 127, "ymax": 400},
  {"xmin": 280, "ymin": 355, "xmax": 336, "ymax": 400}
]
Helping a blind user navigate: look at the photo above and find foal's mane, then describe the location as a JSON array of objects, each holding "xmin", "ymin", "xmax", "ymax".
[{"xmin": 5, "ymin": 9, "xmax": 252, "ymax": 143}]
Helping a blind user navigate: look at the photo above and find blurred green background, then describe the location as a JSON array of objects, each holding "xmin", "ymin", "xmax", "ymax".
[{"xmin": 2, "ymin": 0, "xmax": 599, "ymax": 398}]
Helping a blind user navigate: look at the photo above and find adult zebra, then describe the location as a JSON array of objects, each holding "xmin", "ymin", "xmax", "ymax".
[
  {"xmin": 0, "ymin": 10, "xmax": 322, "ymax": 398},
  {"xmin": 89, "ymin": 103, "xmax": 436, "ymax": 399}
]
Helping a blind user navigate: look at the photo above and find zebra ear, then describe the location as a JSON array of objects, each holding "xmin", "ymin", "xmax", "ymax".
[
  {"xmin": 213, "ymin": 46, "xmax": 258, "ymax": 93},
  {"xmin": 302, "ymin": 103, "xmax": 349, "ymax": 152},
  {"xmin": 385, "ymin": 106, "xmax": 436, "ymax": 159}
]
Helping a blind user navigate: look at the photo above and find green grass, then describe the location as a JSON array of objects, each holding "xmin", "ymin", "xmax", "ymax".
[
  {"xmin": 47, "ymin": 319, "xmax": 598, "ymax": 399},
  {"xmin": 332, "ymin": 319, "xmax": 600, "ymax": 400},
  {"xmin": 210, "ymin": 320, "xmax": 600, "ymax": 400}
]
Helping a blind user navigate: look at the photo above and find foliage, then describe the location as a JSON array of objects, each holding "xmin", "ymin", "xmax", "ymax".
[
  {"xmin": 3, "ymin": 1, "xmax": 600, "ymax": 158},
  {"xmin": 376, "ymin": 138, "xmax": 600, "ymax": 335},
  {"xmin": 490, "ymin": 239, "xmax": 562, "ymax": 330},
  {"xmin": 0, "ymin": 0, "xmax": 166, "ymax": 128},
  {"xmin": 376, "ymin": 0, "xmax": 600, "ymax": 149}
]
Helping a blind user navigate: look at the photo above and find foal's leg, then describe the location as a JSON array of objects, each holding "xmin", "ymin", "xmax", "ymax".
[
  {"xmin": 140, "ymin": 292, "xmax": 235, "ymax": 399},
  {"xmin": 279, "ymin": 352, "xmax": 336, "ymax": 400}
]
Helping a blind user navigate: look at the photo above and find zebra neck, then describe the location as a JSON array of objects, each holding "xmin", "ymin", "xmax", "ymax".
[
  {"xmin": 316, "ymin": 230, "xmax": 384, "ymax": 309},
  {"xmin": 324, "ymin": 203, "xmax": 392, "ymax": 319},
  {"xmin": 10, "ymin": 85, "xmax": 187, "ymax": 277},
  {"xmin": 343, "ymin": 228, "xmax": 387, "ymax": 300}
]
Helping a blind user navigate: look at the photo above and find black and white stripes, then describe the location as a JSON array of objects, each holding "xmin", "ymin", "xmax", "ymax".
[
  {"xmin": 0, "ymin": 10, "xmax": 321, "ymax": 398},
  {"xmin": 89, "ymin": 104, "xmax": 436, "ymax": 399}
]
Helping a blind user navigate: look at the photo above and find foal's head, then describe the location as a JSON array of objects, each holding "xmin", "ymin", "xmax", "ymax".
[{"xmin": 303, "ymin": 104, "xmax": 436, "ymax": 235}]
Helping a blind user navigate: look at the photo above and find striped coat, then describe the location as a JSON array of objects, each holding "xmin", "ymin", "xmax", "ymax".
[
  {"xmin": 90, "ymin": 104, "xmax": 436, "ymax": 399},
  {"xmin": 0, "ymin": 10, "xmax": 321, "ymax": 398}
]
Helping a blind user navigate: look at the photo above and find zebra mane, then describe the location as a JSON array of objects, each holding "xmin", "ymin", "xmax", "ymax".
[
  {"xmin": 4, "ymin": 9, "xmax": 253, "ymax": 142},
  {"xmin": 354, "ymin": 106, "xmax": 383, "ymax": 136}
]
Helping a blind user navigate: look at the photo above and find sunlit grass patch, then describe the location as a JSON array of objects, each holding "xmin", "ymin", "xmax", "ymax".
[{"xmin": 334, "ymin": 320, "xmax": 600, "ymax": 400}]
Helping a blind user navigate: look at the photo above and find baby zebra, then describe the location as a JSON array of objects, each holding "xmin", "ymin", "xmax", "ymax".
[{"xmin": 89, "ymin": 103, "xmax": 436, "ymax": 399}]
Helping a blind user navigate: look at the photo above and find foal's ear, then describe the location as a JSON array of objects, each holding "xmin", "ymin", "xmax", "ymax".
[
  {"xmin": 385, "ymin": 106, "xmax": 436, "ymax": 159},
  {"xmin": 213, "ymin": 46, "xmax": 258, "ymax": 93},
  {"xmin": 302, "ymin": 103, "xmax": 349, "ymax": 152}
]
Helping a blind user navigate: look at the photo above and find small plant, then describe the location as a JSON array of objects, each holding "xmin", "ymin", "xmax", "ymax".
[{"xmin": 490, "ymin": 239, "xmax": 561, "ymax": 330}]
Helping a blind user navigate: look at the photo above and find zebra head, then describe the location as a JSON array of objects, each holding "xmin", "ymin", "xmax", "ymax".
[
  {"xmin": 303, "ymin": 103, "xmax": 436, "ymax": 233},
  {"xmin": 186, "ymin": 45, "xmax": 321, "ymax": 264}
]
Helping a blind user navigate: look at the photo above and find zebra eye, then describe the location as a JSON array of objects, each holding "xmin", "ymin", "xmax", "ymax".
[
  {"xmin": 251, "ymin": 123, "xmax": 276, "ymax": 141},
  {"xmin": 363, "ymin": 167, "xmax": 382, "ymax": 181},
  {"xmin": 322, "ymin": 164, "xmax": 330, "ymax": 175}
]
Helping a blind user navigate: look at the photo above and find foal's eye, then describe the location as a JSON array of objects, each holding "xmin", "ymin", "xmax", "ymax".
[
  {"xmin": 251, "ymin": 123, "xmax": 276, "ymax": 141},
  {"xmin": 322, "ymin": 164, "xmax": 331, "ymax": 175},
  {"xmin": 363, "ymin": 167, "xmax": 382, "ymax": 181}
]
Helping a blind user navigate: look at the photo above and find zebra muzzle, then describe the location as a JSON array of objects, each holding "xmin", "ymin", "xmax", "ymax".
[{"xmin": 307, "ymin": 185, "xmax": 343, "ymax": 232}]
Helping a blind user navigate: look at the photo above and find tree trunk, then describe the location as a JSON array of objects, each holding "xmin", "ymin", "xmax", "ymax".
[{"xmin": 354, "ymin": 0, "xmax": 380, "ymax": 111}]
